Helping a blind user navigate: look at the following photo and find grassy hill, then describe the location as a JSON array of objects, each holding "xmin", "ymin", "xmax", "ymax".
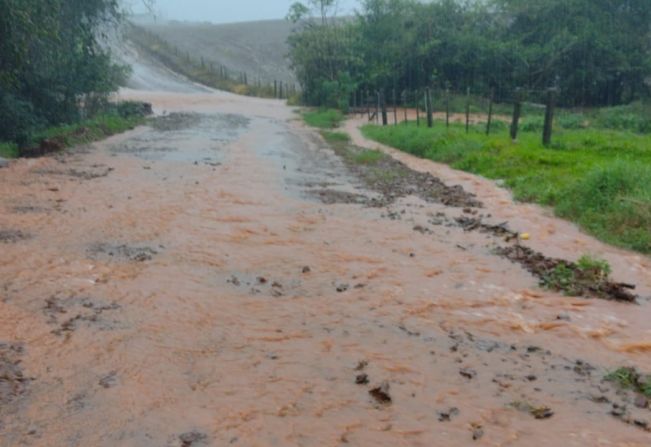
[{"xmin": 136, "ymin": 19, "xmax": 296, "ymax": 88}]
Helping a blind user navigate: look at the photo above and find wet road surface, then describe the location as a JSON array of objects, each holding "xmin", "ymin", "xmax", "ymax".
[{"xmin": 1, "ymin": 86, "xmax": 651, "ymax": 446}]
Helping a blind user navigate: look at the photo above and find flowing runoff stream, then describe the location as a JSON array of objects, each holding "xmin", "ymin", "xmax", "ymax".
[{"xmin": 0, "ymin": 48, "xmax": 650, "ymax": 446}]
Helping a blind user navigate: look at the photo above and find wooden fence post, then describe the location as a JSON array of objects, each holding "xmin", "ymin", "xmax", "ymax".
[
  {"xmin": 366, "ymin": 90, "xmax": 371, "ymax": 121},
  {"xmin": 486, "ymin": 89, "xmax": 494, "ymax": 135},
  {"xmin": 510, "ymin": 88, "xmax": 522, "ymax": 141},
  {"xmin": 542, "ymin": 88, "xmax": 557, "ymax": 147},
  {"xmin": 426, "ymin": 87, "xmax": 433, "ymax": 128},
  {"xmin": 376, "ymin": 91, "xmax": 380, "ymax": 124},
  {"xmin": 445, "ymin": 88, "xmax": 450, "ymax": 128},
  {"xmin": 403, "ymin": 91, "xmax": 408, "ymax": 125},
  {"xmin": 381, "ymin": 90, "xmax": 388, "ymax": 126},
  {"xmin": 465, "ymin": 87, "xmax": 471, "ymax": 133},
  {"xmin": 416, "ymin": 90, "xmax": 420, "ymax": 127},
  {"xmin": 393, "ymin": 89, "xmax": 398, "ymax": 126}
]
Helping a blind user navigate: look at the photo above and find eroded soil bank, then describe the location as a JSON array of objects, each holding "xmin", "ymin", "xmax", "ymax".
[{"xmin": 0, "ymin": 88, "xmax": 650, "ymax": 446}]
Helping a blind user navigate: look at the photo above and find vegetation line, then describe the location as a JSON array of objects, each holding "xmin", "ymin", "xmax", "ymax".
[{"xmin": 362, "ymin": 121, "xmax": 651, "ymax": 255}]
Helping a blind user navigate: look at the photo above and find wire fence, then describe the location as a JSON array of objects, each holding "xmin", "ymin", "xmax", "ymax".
[{"xmin": 350, "ymin": 86, "xmax": 560, "ymax": 146}]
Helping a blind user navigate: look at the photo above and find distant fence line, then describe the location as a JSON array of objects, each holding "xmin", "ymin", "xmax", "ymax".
[
  {"xmin": 127, "ymin": 24, "xmax": 298, "ymax": 100},
  {"xmin": 350, "ymin": 86, "xmax": 559, "ymax": 146}
]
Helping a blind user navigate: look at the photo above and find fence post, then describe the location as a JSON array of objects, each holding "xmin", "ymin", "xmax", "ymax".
[
  {"xmin": 403, "ymin": 90, "xmax": 408, "ymax": 125},
  {"xmin": 393, "ymin": 89, "xmax": 398, "ymax": 125},
  {"xmin": 542, "ymin": 88, "xmax": 557, "ymax": 147},
  {"xmin": 376, "ymin": 91, "xmax": 380, "ymax": 124},
  {"xmin": 486, "ymin": 89, "xmax": 494, "ymax": 135},
  {"xmin": 426, "ymin": 87, "xmax": 433, "ymax": 128},
  {"xmin": 465, "ymin": 87, "xmax": 471, "ymax": 133},
  {"xmin": 416, "ymin": 90, "xmax": 420, "ymax": 127},
  {"xmin": 381, "ymin": 89, "xmax": 388, "ymax": 126},
  {"xmin": 445, "ymin": 88, "xmax": 450, "ymax": 129},
  {"xmin": 366, "ymin": 90, "xmax": 371, "ymax": 121},
  {"xmin": 510, "ymin": 88, "xmax": 522, "ymax": 141},
  {"xmin": 274, "ymin": 81, "xmax": 278, "ymax": 98}
]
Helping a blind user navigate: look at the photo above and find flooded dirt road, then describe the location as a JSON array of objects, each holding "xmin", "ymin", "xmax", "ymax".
[{"xmin": 1, "ymin": 85, "xmax": 651, "ymax": 446}]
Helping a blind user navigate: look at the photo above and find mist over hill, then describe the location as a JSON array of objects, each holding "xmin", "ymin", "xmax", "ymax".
[{"xmin": 135, "ymin": 19, "xmax": 297, "ymax": 87}]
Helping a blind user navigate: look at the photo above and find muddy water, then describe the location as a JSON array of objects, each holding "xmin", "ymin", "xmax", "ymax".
[{"xmin": 0, "ymin": 87, "xmax": 650, "ymax": 447}]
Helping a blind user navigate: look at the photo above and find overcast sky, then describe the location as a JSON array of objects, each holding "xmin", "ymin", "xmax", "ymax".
[{"xmin": 129, "ymin": 0, "xmax": 359, "ymax": 24}]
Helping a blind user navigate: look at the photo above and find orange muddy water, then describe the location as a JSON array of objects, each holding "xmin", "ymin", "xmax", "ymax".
[{"xmin": 1, "ymin": 84, "xmax": 651, "ymax": 447}]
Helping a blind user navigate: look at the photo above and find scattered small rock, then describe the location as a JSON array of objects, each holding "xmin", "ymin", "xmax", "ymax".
[
  {"xmin": 336, "ymin": 284, "xmax": 349, "ymax": 293},
  {"xmin": 302, "ymin": 266, "xmax": 311, "ymax": 274},
  {"xmin": 471, "ymin": 423, "xmax": 484, "ymax": 441},
  {"xmin": 611, "ymin": 404, "xmax": 626, "ymax": 418},
  {"xmin": 0, "ymin": 157, "xmax": 8, "ymax": 168},
  {"xmin": 369, "ymin": 381, "xmax": 392, "ymax": 405},
  {"xmin": 99, "ymin": 371, "xmax": 118, "ymax": 389},
  {"xmin": 354, "ymin": 360, "xmax": 368, "ymax": 371},
  {"xmin": 355, "ymin": 374, "xmax": 369, "ymax": 385},
  {"xmin": 634, "ymin": 395, "xmax": 648, "ymax": 409},
  {"xmin": 460, "ymin": 368, "xmax": 477, "ymax": 380},
  {"xmin": 179, "ymin": 430, "xmax": 208, "ymax": 447},
  {"xmin": 438, "ymin": 407, "xmax": 460, "ymax": 422},
  {"xmin": 531, "ymin": 406, "xmax": 554, "ymax": 419}
]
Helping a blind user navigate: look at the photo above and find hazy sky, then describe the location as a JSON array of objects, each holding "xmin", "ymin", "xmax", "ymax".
[{"xmin": 130, "ymin": 0, "xmax": 359, "ymax": 24}]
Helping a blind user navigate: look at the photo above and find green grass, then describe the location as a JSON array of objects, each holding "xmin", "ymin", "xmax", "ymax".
[
  {"xmin": 541, "ymin": 255, "xmax": 612, "ymax": 296},
  {"xmin": 362, "ymin": 122, "xmax": 651, "ymax": 254},
  {"xmin": 606, "ymin": 367, "xmax": 651, "ymax": 397},
  {"xmin": 352, "ymin": 149, "xmax": 384, "ymax": 164},
  {"xmin": 303, "ymin": 109, "xmax": 345, "ymax": 129},
  {"xmin": 320, "ymin": 130, "xmax": 350, "ymax": 144},
  {"xmin": 30, "ymin": 113, "xmax": 144, "ymax": 151},
  {"xmin": 0, "ymin": 142, "xmax": 19, "ymax": 159}
]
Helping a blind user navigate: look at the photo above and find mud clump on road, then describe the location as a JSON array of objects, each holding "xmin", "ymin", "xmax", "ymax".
[
  {"xmin": 369, "ymin": 381, "xmax": 392, "ymax": 405},
  {"xmin": 33, "ymin": 165, "xmax": 114, "ymax": 181},
  {"xmin": 324, "ymin": 140, "xmax": 482, "ymax": 208},
  {"xmin": 151, "ymin": 112, "xmax": 202, "ymax": 131},
  {"xmin": 43, "ymin": 296, "xmax": 121, "ymax": 335},
  {"xmin": 455, "ymin": 216, "xmax": 519, "ymax": 241},
  {"xmin": 0, "ymin": 230, "xmax": 31, "ymax": 244},
  {"xmin": 87, "ymin": 242, "xmax": 159, "ymax": 263},
  {"xmin": 496, "ymin": 245, "xmax": 637, "ymax": 302},
  {"xmin": 310, "ymin": 189, "xmax": 369, "ymax": 205},
  {"xmin": 0, "ymin": 343, "xmax": 28, "ymax": 414},
  {"xmin": 178, "ymin": 430, "xmax": 208, "ymax": 447}
]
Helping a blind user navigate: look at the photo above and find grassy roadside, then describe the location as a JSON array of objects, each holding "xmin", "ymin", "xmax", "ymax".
[
  {"xmin": 302, "ymin": 109, "xmax": 345, "ymax": 129},
  {"xmin": 1, "ymin": 107, "xmax": 147, "ymax": 159},
  {"xmin": 0, "ymin": 143, "xmax": 19, "ymax": 159},
  {"xmin": 362, "ymin": 122, "xmax": 651, "ymax": 254}
]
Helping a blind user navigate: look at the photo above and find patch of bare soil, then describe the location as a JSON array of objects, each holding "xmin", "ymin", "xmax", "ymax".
[
  {"xmin": 309, "ymin": 189, "xmax": 369, "ymax": 205},
  {"xmin": 150, "ymin": 113, "xmax": 203, "ymax": 131},
  {"xmin": 329, "ymin": 144, "xmax": 482, "ymax": 208},
  {"xmin": 87, "ymin": 243, "xmax": 159, "ymax": 263}
]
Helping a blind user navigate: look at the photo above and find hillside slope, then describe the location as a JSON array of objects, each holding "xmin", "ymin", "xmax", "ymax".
[{"xmin": 137, "ymin": 19, "xmax": 296, "ymax": 87}]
